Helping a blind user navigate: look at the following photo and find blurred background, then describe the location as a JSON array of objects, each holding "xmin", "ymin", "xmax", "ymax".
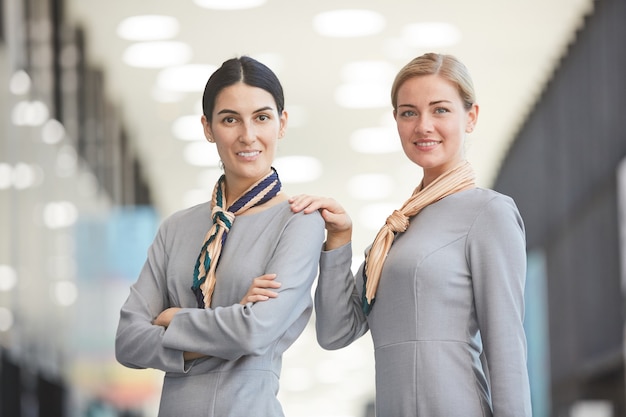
[{"xmin": 1, "ymin": 0, "xmax": 625, "ymax": 416}]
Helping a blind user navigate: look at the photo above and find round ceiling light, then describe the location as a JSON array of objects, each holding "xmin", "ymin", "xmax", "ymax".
[
  {"xmin": 117, "ymin": 15, "xmax": 179, "ymax": 41},
  {"xmin": 193, "ymin": 0, "xmax": 266, "ymax": 10},
  {"xmin": 313, "ymin": 9, "xmax": 385, "ymax": 37},
  {"xmin": 122, "ymin": 41, "xmax": 192, "ymax": 68}
]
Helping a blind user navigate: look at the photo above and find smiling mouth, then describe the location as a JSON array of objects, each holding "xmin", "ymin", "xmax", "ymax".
[
  {"xmin": 416, "ymin": 141, "xmax": 440, "ymax": 147},
  {"xmin": 237, "ymin": 151, "xmax": 260, "ymax": 157}
]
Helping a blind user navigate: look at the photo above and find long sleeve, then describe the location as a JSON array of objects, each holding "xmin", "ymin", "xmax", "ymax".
[
  {"xmin": 161, "ymin": 211, "xmax": 325, "ymax": 360},
  {"xmin": 115, "ymin": 221, "xmax": 186, "ymax": 372},
  {"xmin": 314, "ymin": 242, "xmax": 369, "ymax": 350},
  {"xmin": 115, "ymin": 203, "xmax": 325, "ymax": 375},
  {"xmin": 467, "ymin": 195, "xmax": 532, "ymax": 416}
]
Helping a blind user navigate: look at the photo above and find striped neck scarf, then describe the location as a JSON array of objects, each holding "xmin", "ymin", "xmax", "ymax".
[
  {"xmin": 362, "ymin": 160, "xmax": 476, "ymax": 315},
  {"xmin": 192, "ymin": 167, "xmax": 281, "ymax": 308}
]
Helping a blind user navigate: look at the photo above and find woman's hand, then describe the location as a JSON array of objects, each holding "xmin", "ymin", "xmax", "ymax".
[
  {"xmin": 289, "ymin": 195, "xmax": 352, "ymax": 250},
  {"xmin": 153, "ymin": 307, "xmax": 181, "ymax": 328},
  {"xmin": 239, "ymin": 274, "xmax": 281, "ymax": 305},
  {"xmin": 153, "ymin": 307, "xmax": 208, "ymax": 361}
]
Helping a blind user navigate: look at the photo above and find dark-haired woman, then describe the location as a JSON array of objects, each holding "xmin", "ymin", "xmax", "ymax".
[{"xmin": 115, "ymin": 56, "xmax": 324, "ymax": 417}]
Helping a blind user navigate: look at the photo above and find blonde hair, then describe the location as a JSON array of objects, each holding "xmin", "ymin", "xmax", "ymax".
[{"xmin": 391, "ymin": 53, "xmax": 476, "ymax": 111}]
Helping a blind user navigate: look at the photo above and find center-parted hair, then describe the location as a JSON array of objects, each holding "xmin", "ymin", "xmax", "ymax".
[
  {"xmin": 202, "ymin": 56, "xmax": 285, "ymax": 121},
  {"xmin": 390, "ymin": 52, "xmax": 476, "ymax": 111}
]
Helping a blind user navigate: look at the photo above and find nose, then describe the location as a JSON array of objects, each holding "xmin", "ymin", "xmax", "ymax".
[
  {"xmin": 238, "ymin": 122, "xmax": 256, "ymax": 144},
  {"xmin": 414, "ymin": 114, "xmax": 434, "ymax": 134}
]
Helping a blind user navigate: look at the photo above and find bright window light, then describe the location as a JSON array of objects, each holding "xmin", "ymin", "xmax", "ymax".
[
  {"xmin": 117, "ymin": 15, "xmax": 179, "ymax": 41},
  {"xmin": 0, "ymin": 265, "xmax": 17, "ymax": 292},
  {"xmin": 313, "ymin": 9, "xmax": 385, "ymax": 37}
]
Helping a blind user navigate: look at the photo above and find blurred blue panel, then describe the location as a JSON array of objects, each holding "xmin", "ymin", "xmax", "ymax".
[{"xmin": 525, "ymin": 249, "xmax": 551, "ymax": 417}]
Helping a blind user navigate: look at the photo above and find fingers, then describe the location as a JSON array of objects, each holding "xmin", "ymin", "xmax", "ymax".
[
  {"xmin": 289, "ymin": 194, "xmax": 325, "ymax": 213},
  {"xmin": 289, "ymin": 194, "xmax": 340, "ymax": 214},
  {"xmin": 240, "ymin": 274, "xmax": 281, "ymax": 305}
]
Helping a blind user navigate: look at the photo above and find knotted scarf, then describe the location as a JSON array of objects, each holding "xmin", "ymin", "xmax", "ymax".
[
  {"xmin": 192, "ymin": 167, "xmax": 281, "ymax": 308},
  {"xmin": 362, "ymin": 160, "xmax": 476, "ymax": 315}
]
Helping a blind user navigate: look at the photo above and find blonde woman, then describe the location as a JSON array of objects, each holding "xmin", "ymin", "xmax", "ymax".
[{"xmin": 290, "ymin": 53, "xmax": 532, "ymax": 416}]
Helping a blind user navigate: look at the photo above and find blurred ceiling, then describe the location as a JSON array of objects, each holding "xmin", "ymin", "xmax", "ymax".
[{"xmin": 63, "ymin": 0, "xmax": 594, "ymax": 415}]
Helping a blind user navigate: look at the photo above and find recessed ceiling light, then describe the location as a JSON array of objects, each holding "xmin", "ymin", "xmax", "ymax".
[
  {"xmin": 313, "ymin": 9, "xmax": 385, "ymax": 37},
  {"xmin": 349, "ymin": 127, "xmax": 402, "ymax": 154},
  {"xmin": 157, "ymin": 64, "xmax": 218, "ymax": 93},
  {"xmin": 402, "ymin": 22, "xmax": 461, "ymax": 48},
  {"xmin": 122, "ymin": 41, "xmax": 192, "ymax": 68},
  {"xmin": 273, "ymin": 156, "xmax": 322, "ymax": 183},
  {"xmin": 9, "ymin": 70, "xmax": 31, "ymax": 95},
  {"xmin": 193, "ymin": 0, "xmax": 266, "ymax": 10},
  {"xmin": 117, "ymin": 15, "xmax": 179, "ymax": 41}
]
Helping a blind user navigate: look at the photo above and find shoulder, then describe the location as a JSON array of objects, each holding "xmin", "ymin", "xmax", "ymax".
[
  {"xmin": 463, "ymin": 188, "xmax": 525, "ymax": 239},
  {"xmin": 457, "ymin": 187, "xmax": 517, "ymax": 210},
  {"xmin": 271, "ymin": 201, "xmax": 325, "ymax": 230}
]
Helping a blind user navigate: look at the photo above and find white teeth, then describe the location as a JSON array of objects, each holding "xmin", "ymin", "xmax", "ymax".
[
  {"xmin": 238, "ymin": 151, "xmax": 260, "ymax": 157},
  {"xmin": 417, "ymin": 141, "xmax": 439, "ymax": 147}
]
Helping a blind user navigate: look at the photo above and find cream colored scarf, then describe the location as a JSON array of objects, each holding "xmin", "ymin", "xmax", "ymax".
[
  {"xmin": 362, "ymin": 160, "xmax": 476, "ymax": 314},
  {"xmin": 192, "ymin": 168, "xmax": 281, "ymax": 308}
]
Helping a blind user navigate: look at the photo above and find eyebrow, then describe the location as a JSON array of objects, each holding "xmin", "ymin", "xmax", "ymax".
[
  {"xmin": 397, "ymin": 99, "xmax": 452, "ymax": 108},
  {"xmin": 216, "ymin": 106, "xmax": 275, "ymax": 115}
]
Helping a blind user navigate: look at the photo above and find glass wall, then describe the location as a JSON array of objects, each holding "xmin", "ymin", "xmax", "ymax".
[{"xmin": 1, "ymin": 0, "xmax": 158, "ymax": 415}]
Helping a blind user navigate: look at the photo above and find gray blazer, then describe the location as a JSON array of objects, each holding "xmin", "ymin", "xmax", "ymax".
[
  {"xmin": 116, "ymin": 201, "xmax": 324, "ymax": 417},
  {"xmin": 315, "ymin": 188, "xmax": 532, "ymax": 416}
]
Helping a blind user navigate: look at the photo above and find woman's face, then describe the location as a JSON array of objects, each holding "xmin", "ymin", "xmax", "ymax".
[
  {"xmin": 394, "ymin": 74, "xmax": 478, "ymax": 184},
  {"xmin": 202, "ymin": 82, "xmax": 287, "ymax": 194}
]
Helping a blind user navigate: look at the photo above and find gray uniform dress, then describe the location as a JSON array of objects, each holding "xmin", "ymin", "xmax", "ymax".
[
  {"xmin": 315, "ymin": 188, "xmax": 532, "ymax": 416},
  {"xmin": 115, "ymin": 201, "xmax": 324, "ymax": 417}
]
